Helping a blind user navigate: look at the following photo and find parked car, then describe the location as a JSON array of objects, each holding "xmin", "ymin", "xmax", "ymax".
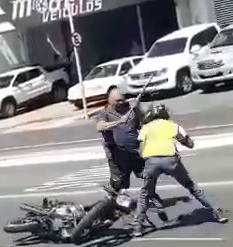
[
  {"xmin": 0, "ymin": 65, "xmax": 69, "ymax": 118},
  {"xmin": 191, "ymin": 24, "xmax": 233, "ymax": 92},
  {"xmin": 126, "ymin": 23, "xmax": 220, "ymax": 96},
  {"xmin": 67, "ymin": 56, "xmax": 143, "ymax": 109}
]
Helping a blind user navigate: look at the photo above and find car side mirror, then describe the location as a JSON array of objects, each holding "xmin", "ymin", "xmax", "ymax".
[{"xmin": 190, "ymin": 44, "xmax": 201, "ymax": 54}]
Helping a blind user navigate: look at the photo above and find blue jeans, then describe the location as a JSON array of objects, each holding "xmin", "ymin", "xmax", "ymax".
[{"xmin": 136, "ymin": 156, "xmax": 213, "ymax": 221}]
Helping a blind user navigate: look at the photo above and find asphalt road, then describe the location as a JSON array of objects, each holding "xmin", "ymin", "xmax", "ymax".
[
  {"xmin": 2, "ymin": 87, "xmax": 233, "ymax": 149},
  {"xmin": 1, "ymin": 86, "xmax": 233, "ymax": 247},
  {"xmin": 0, "ymin": 145, "xmax": 233, "ymax": 247}
]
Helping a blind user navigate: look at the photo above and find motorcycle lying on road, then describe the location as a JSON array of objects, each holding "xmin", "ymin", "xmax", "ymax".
[{"xmin": 4, "ymin": 185, "xmax": 138, "ymax": 244}]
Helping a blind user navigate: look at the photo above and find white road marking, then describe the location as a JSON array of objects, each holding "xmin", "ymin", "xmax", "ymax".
[
  {"xmin": 24, "ymin": 155, "xmax": 195, "ymax": 193},
  {"xmin": 2, "ymin": 130, "xmax": 233, "ymax": 168},
  {"xmin": 1, "ymin": 180, "xmax": 233, "ymax": 200},
  {"xmin": 0, "ymin": 138, "xmax": 101, "ymax": 152},
  {"xmin": 173, "ymin": 110, "xmax": 201, "ymax": 116},
  {"xmin": 190, "ymin": 123, "xmax": 233, "ymax": 131},
  {"xmin": 132, "ymin": 237, "xmax": 224, "ymax": 242},
  {"xmin": 1, "ymin": 122, "xmax": 233, "ymax": 152}
]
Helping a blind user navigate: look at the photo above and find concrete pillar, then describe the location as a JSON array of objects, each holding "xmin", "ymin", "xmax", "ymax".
[
  {"xmin": 189, "ymin": 0, "xmax": 216, "ymax": 24},
  {"xmin": 174, "ymin": 0, "xmax": 192, "ymax": 28},
  {"xmin": 174, "ymin": 0, "xmax": 216, "ymax": 29}
]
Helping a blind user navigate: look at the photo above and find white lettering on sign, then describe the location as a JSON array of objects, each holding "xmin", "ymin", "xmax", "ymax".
[{"xmin": 11, "ymin": 0, "xmax": 103, "ymax": 23}]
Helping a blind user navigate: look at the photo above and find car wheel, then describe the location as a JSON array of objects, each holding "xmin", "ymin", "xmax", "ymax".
[
  {"xmin": 1, "ymin": 100, "xmax": 16, "ymax": 118},
  {"xmin": 52, "ymin": 84, "xmax": 67, "ymax": 103},
  {"xmin": 176, "ymin": 70, "xmax": 193, "ymax": 94}
]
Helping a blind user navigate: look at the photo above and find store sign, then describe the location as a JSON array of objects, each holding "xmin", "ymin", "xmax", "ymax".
[{"xmin": 11, "ymin": 0, "xmax": 103, "ymax": 23}]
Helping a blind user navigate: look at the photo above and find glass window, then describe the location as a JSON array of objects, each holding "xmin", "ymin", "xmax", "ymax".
[
  {"xmin": 119, "ymin": 62, "xmax": 132, "ymax": 75},
  {"xmin": 210, "ymin": 29, "xmax": 233, "ymax": 48},
  {"xmin": 85, "ymin": 64, "xmax": 118, "ymax": 80},
  {"xmin": 0, "ymin": 75, "xmax": 13, "ymax": 88},
  {"xmin": 132, "ymin": 58, "xmax": 142, "ymax": 65},
  {"xmin": 147, "ymin": 38, "xmax": 187, "ymax": 57},
  {"xmin": 204, "ymin": 27, "xmax": 218, "ymax": 43},
  {"xmin": 14, "ymin": 73, "xmax": 27, "ymax": 86},
  {"xmin": 27, "ymin": 69, "xmax": 42, "ymax": 80},
  {"xmin": 190, "ymin": 27, "xmax": 218, "ymax": 50}
]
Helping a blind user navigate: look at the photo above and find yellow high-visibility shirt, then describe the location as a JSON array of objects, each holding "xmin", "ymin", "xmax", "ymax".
[{"xmin": 138, "ymin": 119, "xmax": 179, "ymax": 157}]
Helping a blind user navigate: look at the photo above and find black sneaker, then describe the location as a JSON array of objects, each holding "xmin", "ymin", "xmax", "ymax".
[{"xmin": 212, "ymin": 208, "xmax": 229, "ymax": 224}]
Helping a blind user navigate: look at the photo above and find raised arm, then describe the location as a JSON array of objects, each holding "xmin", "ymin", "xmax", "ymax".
[
  {"xmin": 97, "ymin": 120, "xmax": 122, "ymax": 131},
  {"xmin": 176, "ymin": 125, "xmax": 194, "ymax": 149},
  {"xmin": 96, "ymin": 110, "xmax": 126, "ymax": 132}
]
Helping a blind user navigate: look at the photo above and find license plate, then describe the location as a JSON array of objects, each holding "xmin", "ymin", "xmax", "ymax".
[{"xmin": 116, "ymin": 195, "xmax": 131, "ymax": 208}]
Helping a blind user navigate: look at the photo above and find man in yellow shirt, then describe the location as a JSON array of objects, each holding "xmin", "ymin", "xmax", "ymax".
[{"xmin": 134, "ymin": 103, "xmax": 228, "ymax": 237}]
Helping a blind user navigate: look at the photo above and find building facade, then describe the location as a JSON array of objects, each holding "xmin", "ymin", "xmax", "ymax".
[{"xmin": 0, "ymin": 0, "xmax": 232, "ymax": 74}]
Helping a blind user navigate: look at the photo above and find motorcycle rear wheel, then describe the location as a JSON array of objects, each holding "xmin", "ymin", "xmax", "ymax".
[
  {"xmin": 71, "ymin": 198, "xmax": 114, "ymax": 244},
  {"xmin": 4, "ymin": 219, "xmax": 39, "ymax": 233}
]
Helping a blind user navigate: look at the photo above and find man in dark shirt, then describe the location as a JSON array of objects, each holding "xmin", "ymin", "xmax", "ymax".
[{"xmin": 97, "ymin": 89, "xmax": 143, "ymax": 191}]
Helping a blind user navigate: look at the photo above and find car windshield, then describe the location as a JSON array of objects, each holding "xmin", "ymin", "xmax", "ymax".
[
  {"xmin": 0, "ymin": 75, "xmax": 13, "ymax": 88},
  {"xmin": 147, "ymin": 38, "xmax": 187, "ymax": 57},
  {"xmin": 210, "ymin": 29, "xmax": 233, "ymax": 48},
  {"xmin": 85, "ymin": 64, "xmax": 118, "ymax": 80}
]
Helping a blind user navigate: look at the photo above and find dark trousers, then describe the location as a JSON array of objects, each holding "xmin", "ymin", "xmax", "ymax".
[
  {"xmin": 107, "ymin": 147, "xmax": 164, "ymax": 205},
  {"xmin": 108, "ymin": 147, "xmax": 145, "ymax": 191},
  {"xmin": 137, "ymin": 156, "xmax": 213, "ymax": 221}
]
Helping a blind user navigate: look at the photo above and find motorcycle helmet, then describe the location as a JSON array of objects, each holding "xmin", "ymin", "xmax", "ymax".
[
  {"xmin": 154, "ymin": 103, "xmax": 170, "ymax": 120},
  {"xmin": 142, "ymin": 103, "xmax": 170, "ymax": 124}
]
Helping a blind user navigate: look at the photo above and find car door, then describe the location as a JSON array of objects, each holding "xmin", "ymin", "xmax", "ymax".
[
  {"xmin": 84, "ymin": 64, "xmax": 119, "ymax": 98},
  {"xmin": 26, "ymin": 68, "xmax": 47, "ymax": 98},
  {"xmin": 12, "ymin": 72, "xmax": 32, "ymax": 104},
  {"xmin": 117, "ymin": 61, "xmax": 133, "ymax": 93}
]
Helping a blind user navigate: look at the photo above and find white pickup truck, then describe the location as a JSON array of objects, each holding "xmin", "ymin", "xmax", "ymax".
[
  {"xmin": 191, "ymin": 24, "xmax": 233, "ymax": 92},
  {"xmin": 0, "ymin": 65, "xmax": 69, "ymax": 118},
  {"xmin": 126, "ymin": 23, "xmax": 220, "ymax": 96}
]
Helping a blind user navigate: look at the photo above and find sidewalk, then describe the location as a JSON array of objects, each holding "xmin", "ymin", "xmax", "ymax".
[
  {"xmin": 0, "ymin": 97, "xmax": 139, "ymax": 133},
  {"xmin": 0, "ymin": 101, "xmax": 104, "ymax": 132}
]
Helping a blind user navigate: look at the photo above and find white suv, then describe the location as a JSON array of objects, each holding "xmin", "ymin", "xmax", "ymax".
[
  {"xmin": 126, "ymin": 23, "xmax": 220, "ymax": 95},
  {"xmin": 67, "ymin": 56, "xmax": 143, "ymax": 109},
  {"xmin": 0, "ymin": 66, "xmax": 69, "ymax": 118},
  {"xmin": 191, "ymin": 24, "xmax": 233, "ymax": 92}
]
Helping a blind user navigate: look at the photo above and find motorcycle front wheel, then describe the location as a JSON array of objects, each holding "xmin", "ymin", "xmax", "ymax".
[
  {"xmin": 71, "ymin": 197, "xmax": 114, "ymax": 244},
  {"xmin": 4, "ymin": 218, "xmax": 39, "ymax": 233}
]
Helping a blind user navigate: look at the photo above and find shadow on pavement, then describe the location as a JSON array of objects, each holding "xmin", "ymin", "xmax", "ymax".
[
  {"xmin": 200, "ymin": 83, "xmax": 233, "ymax": 95},
  {"xmin": 77, "ymin": 208, "xmax": 219, "ymax": 247},
  {"xmin": 160, "ymin": 207, "xmax": 221, "ymax": 231},
  {"xmin": 78, "ymin": 228, "xmax": 134, "ymax": 247}
]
